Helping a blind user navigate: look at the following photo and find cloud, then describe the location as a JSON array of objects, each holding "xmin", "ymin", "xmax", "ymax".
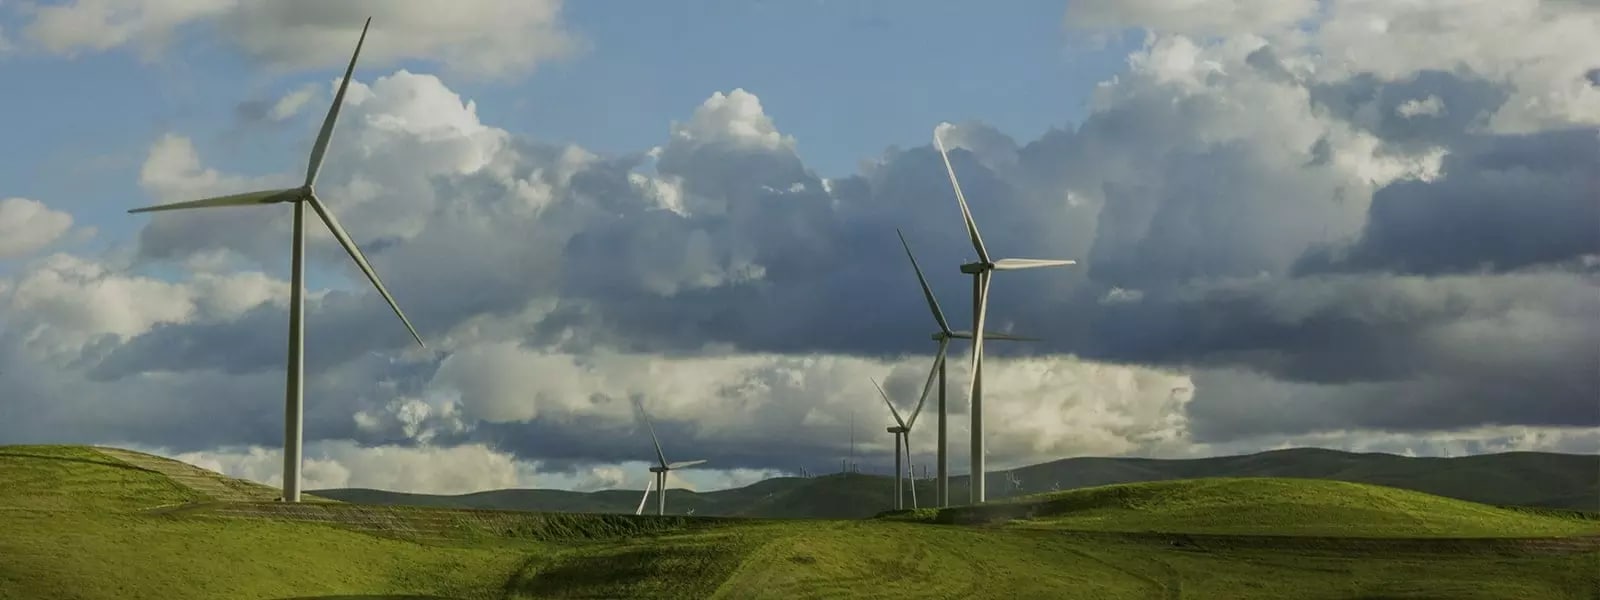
[
  {"xmin": 62, "ymin": 60, "xmax": 1600, "ymax": 476},
  {"xmin": 268, "ymin": 84, "xmax": 318, "ymax": 121},
  {"xmin": 15, "ymin": 0, "xmax": 580, "ymax": 79},
  {"xmin": 1065, "ymin": 0, "xmax": 1318, "ymax": 37},
  {"xmin": 20, "ymin": 0, "xmax": 233, "ymax": 59},
  {"xmin": 151, "ymin": 440, "xmax": 796, "ymax": 494},
  {"xmin": 1297, "ymin": 128, "xmax": 1600, "ymax": 275},
  {"xmin": 0, "ymin": 198, "xmax": 73, "ymax": 259},
  {"xmin": 1313, "ymin": 0, "xmax": 1600, "ymax": 132},
  {"xmin": 163, "ymin": 440, "xmax": 533, "ymax": 495},
  {"xmin": 3, "ymin": 1, "xmax": 1598, "ymax": 495}
]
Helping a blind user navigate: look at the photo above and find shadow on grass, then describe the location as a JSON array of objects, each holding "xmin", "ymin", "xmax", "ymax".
[
  {"xmin": 505, "ymin": 536, "xmax": 754, "ymax": 598},
  {"xmin": 0, "ymin": 450, "xmax": 164, "ymax": 477},
  {"xmin": 271, "ymin": 596, "xmax": 465, "ymax": 600},
  {"xmin": 512, "ymin": 548, "xmax": 664, "ymax": 594}
]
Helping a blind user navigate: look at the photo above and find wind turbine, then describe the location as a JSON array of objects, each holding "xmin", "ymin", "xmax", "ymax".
[
  {"xmin": 634, "ymin": 477, "xmax": 655, "ymax": 516},
  {"xmin": 895, "ymin": 228, "xmax": 1035, "ymax": 507},
  {"xmin": 635, "ymin": 399, "xmax": 707, "ymax": 516},
  {"xmin": 872, "ymin": 377, "xmax": 935, "ymax": 510},
  {"xmin": 933, "ymin": 123, "xmax": 1075, "ymax": 504},
  {"xmin": 127, "ymin": 18, "xmax": 423, "ymax": 504}
]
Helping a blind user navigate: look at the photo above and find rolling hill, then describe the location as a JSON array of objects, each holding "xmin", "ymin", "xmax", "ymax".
[
  {"xmin": 314, "ymin": 447, "xmax": 1600, "ymax": 518},
  {"xmin": 3, "ymin": 444, "xmax": 1598, "ymax": 599},
  {"xmin": 887, "ymin": 477, "xmax": 1600, "ymax": 537}
]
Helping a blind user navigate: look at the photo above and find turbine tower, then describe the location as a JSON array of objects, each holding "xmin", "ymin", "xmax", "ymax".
[
  {"xmin": 634, "ymin": 399, "xmax": 707, "ymax": 515},
  {"xmin": 933, "ymin": 123, "xmax": 1075, "ymax": 504},
  {"xmin": 870, "ymin": 377, "xmax": 929, "ymax": 510},
  {"xmin": 127, "ymin": 18, "xmax": 424, "ymax": 503},
  {"xmin": 895, "ymin": 228, "xmax": 1035, "ymax": 507}
]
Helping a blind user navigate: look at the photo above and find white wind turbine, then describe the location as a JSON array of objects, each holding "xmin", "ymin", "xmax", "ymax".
[
  {"xmin": 870, "ymin": 377, "xmax": 927, "ymax": 510},
  {"xmin": 634, "ymin": 477, "xmax": 655, "ymax": 516},
  {"xmin": 634, "ymin": 399, "xmax": 707, "ymax": 516},
  {"xmin": 895, "ymin": 228, "xmax": 1035, "ymax": 507},
  {"xmin": 127, "ymin": 18, "xmax": 423, "ymax": 504},
  {"xmin": 933, "ymin": 123, "xmax": 1075, "ymax": 504}
]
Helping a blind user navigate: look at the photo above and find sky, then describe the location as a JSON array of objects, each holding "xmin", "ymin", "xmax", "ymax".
[{"xmin": 0, "ymin": 0, "xmax": 1596, "ymax": 496}]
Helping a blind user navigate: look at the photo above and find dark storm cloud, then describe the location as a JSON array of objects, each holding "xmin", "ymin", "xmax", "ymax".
[
  {"xmin": 89, "ymin": 289, "xmax": 428, "ymax": 380},
  {"xmin": 1297, "ymin": 128, "xmax": 1600, "ymax": 275},
  {"xmin": 1308, "ymin": 70, "xmax": 1510, "ymax": 152},
  {"xmin": 1075, "ymin": 270, "xmax": 1600, "ymax": 435}
]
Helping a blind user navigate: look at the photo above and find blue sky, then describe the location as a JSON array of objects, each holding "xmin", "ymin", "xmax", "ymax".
[{"xmin": 0, "ymin": 0, "xmax": 1134, "ymax": 267}]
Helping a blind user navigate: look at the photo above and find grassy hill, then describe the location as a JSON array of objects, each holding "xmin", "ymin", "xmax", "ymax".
[
  {"xmin": 3, "ymin": 444, "xmax": 1598, "ymax": 599},
  {"xmin": 314, "ymin": 447, "xmax": 1600, "ymax": 518},
  {"xmin": 887, "ymin": 477, "xmax": 1600, "ymax": 537}
]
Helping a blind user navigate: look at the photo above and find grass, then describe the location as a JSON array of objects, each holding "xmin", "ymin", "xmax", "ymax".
[
  {"xmin": 1, "ymin": 444, "xmax": 1597, "ymax": 599},
  {"xmin": 886, "ymin": 477, "xmax": 1600, "ymax": 537}
]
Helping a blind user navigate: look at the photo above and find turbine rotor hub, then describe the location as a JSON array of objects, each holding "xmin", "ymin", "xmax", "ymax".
[{"xmin": 960, "ymin": 261, "xmax": 991, "ymax": 274}]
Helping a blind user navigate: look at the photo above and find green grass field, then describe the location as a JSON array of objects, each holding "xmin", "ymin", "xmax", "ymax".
[
  {"xmin": 889, "ymin": 477, "xmax": 1600, "ymax": 537},
  {"xmin": 2, "ymin": 445, "xmax": 1596, "ymax": 599}
]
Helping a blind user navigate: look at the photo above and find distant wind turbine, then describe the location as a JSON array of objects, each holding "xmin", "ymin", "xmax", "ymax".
[
  {"xmin": 126, "ymin": 18, "xmax": 423, "ymax": 504},
  {"xmin": 933, "ymin": 123, "xmax": 1076, "ymax": 504},
  {"xmin": 871, "ymin": 377, "xmax": 930, "ymax": 510},
  {"xmin": 895, "ymin": 228, "xmax": 1036, "ymax": 507},
  {"xmin": 634, "ymin": 399, "xmax": 706, "ymax": 515}
]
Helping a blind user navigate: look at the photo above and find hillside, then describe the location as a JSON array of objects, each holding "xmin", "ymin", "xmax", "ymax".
[
  {"xmin": 2, "ymin": 444, "xmax": 1597, "ymax": 599},
  {"xmin": 314, "ymin": 447, "xmax": 1600, "ymax": 518},
  {"xmin": 887, "ymin": 477, "xmax": 1600, "ymax": 537}
]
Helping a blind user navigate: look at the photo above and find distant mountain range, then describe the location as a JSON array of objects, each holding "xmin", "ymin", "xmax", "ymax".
[{"xmin": 313, "ymin": 447, "xmax": 1600, "ymax": 519}]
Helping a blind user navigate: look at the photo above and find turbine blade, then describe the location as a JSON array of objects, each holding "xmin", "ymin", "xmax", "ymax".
[
  {"xmin": 668, "ymin": 459, "xmax": 707, "ymax": 470},
  {"xmin": 933, "ymin": 124, "xmax": 990, "ymax": 264},
  {"xmin": 905, "ymin": 338, "xmax": 946, "ymax": 430},
  {"xmin": 949, "ymin": 329, "xmax": 1040, "ymax": 342},
  {"xmin": 993, "ymin": 258, "xmax": 1076, "ymax": 270},
  {"xmin": 635, "ymin": 399, "xmax": 670, "ymax": 468},
  {"xmin": 306, "ymin": 193, "xmax": 424, "ymax": 348},
  {"xmin": 304, "ymin": 17, "xmax": 372, "ymax": 188},
  {"xmin": 128, "ymin": 188, "xmax": 300, "ymax": 214},
  {"xmin": 871, "ymin": 377, "xmax": 907, "ymax": 429},
  {"xmin": 635, "ymin": 477, "xmax": 654, "ymax": 515},
  {"xmin": 969, "ymin": 272, "xmax": 991, "ymax": 400},
  {"xmin": 905, "ymin": 434, "xmax": 917, "ymax": 508},
  {"xmin": 896, "ymin": 228, "xmax": 952, "ymax": 335}
]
